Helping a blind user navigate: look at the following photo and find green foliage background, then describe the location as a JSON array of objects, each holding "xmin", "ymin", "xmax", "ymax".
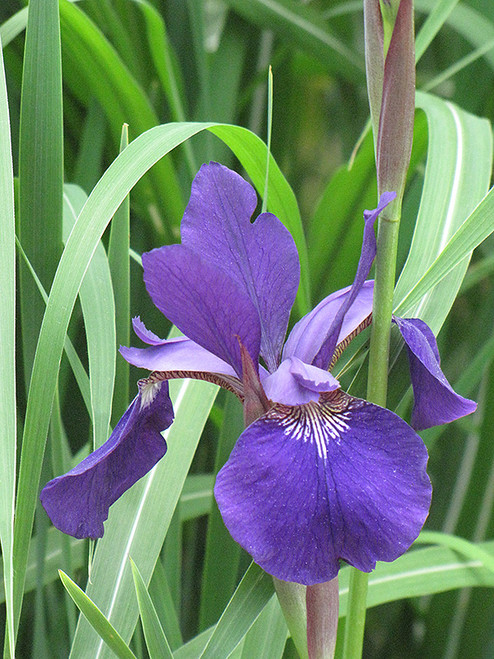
[{"xmin": 1, "ymin": 1, "xmax": 494, "ymax": 657}]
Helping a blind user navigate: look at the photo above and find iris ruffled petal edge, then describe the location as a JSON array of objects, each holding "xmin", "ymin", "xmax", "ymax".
[
  {"xmin": 393, "ymin": 316, "xmax": 477, "ymax": 430},
  {"xmin": 40, "ymin": 380, "xmax": 173, "ymax": 539},
  {"xmin": 214, "ymin": 389, "xmax": 432, "ymax": 585}
]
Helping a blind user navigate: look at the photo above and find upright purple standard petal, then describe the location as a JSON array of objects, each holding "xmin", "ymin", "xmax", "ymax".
[
  {"xmin": 40, "ymin": 380, "xmax": 173, "ymax": 539},
  {"xmin": 215, "ymin": 390, "xmax": 431, "ymax": 585},
  {"xmin": 393, "ymin": 316, "xmax": 477, "ymax": 430},
  {"xmin": 180, "ymin": 162, "xmax": 300, "ymax": 371},
  {"xmin": 313, "ymin": 192, "xmax": 396, "ymax": 370},
  {"xmin": 142, "ymin": 244, "xmax": 261, "ymax": 376}
]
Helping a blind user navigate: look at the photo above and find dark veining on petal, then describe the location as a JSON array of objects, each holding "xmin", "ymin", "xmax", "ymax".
[
  {"xmin": 328, "ymin": 314, "xmax": 373, "ymax": 372},
  {"xmin": 263, "ymin": 390, "xmax": 357, "ymax": 461},
  {"xmin": 142, "ymin": 370, "xmax": 244, "ymax": 401}
]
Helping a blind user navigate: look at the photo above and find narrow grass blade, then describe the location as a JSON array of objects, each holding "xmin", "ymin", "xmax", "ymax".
[
  {"xmin": 73, "ymin": 99, "xmax": 107, "ymax": 194},
  {"xmin": 415, "ymin": 0, "xmax": 494, "ymax": 73},
  {"xmin": 148, "ymin": 558, "xmax": 183, "ymax": 650},
  {"xmin": 394, "ymin": 92, "xmax": 492, "ymax": 331},
  {"xmin": 338, "ymin": 540, "xmax": 494, "ymax": 615},
  {"xmin": 174, "ymin": 628, "xmax": 215, "ymax": 659},
  {"xmin": 223, "ymin": 0, "xmax": 364, "ymax": 82},
  {"xmin": 0, "ymin": 32, "xmax": 16, "ymax": 659},
  {"xmin": 394, "ymin": 184, "xmax": 494, "ymax": 322},
  {"xmin": 130, "ymin": 559, "xmax": 173, "ymax": 659},
  {"xmin": 0, "ymin": 529, "xmax": 84, "ymax": 604},
  {"xmin": 15, "ymin": 237, "xmax": 92, "ymax": 416},
  {"xmin": 18, "ymin": 0, "xmax": 63, "ymax": 377},
  {"xmin": 59, "ymin": 570, "xmax": 136, "ymax": 659},
  {"xmin": 199, "ymin": 397, "xmax": 243, "ymax": 631},
  {"xmin": 0, "ymin": 7, "xmax": 28, "ymax": 48},
  {"xmin": 415, "ymin": 531, "xmax": 494, "ymax": 575},
  {"xmin": 199, "ymin": 562, "xmax": 274, "ymax": 658},
  {"xmin": 64, "ymin": 183, "xmax": 116, "ymax": 449},
  {"xmin": 241, "ymin": 595, "xmax": 288, "ymax": 659},
  {"xmin": 59, "ymin": 0, "xmax": 183, "ymax": 236},
  {"xmin": 179, "ymin": 474, "xmax": 214, "ymax": 522},
  {"xmin": 108, "ymin": 126, "xmax": 130, "ymax": 424},
  {"xmin": 415, "ymin": 0, "xmax": 460, "ymax": 62},
  {"xmin": 131, "ymin": 0, "xmax": 197, "ymax": 176}
]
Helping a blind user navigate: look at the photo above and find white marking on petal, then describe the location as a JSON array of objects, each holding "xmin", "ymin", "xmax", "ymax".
[
  {"xmin": 267, "ymin": 391, "xmax": 357, "ymax": 461},
  {"xmin": 139, "ymin": 380, "xmax": 162, "ymax": 410}
]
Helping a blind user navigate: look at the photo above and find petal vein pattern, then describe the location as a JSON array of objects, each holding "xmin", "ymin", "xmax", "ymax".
[
  {"xmin": 180, "ymin": 162, "xmax": 300, "ymax": 371},
  {"xmin": 215, "ymin": 390, "xmax": 432, "ymax": 585},
  {"xmin": 143, "ymin": 244, "xmax": 261, "ymax": 376}
]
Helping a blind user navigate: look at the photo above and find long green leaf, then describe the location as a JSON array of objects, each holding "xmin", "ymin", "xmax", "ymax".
[
  {"xmin": 199, "ymin": 562, "xmax": 274, "ymax": 658},
  {"xmin": 223, "ymin": 0, "xmax": 364, "ymax": 82},
  {"xmin": 63, "ymin": 184, "xmax": 116, "ymax": 449},
  {"xmin": 0, "ymin": 7, "xmax": 28, "ymax": 48},
  {"xmin": 415, "ymin": 0, "xmax": 461, "ymax": 62},
  {"xmin": 108, "ymin": 126, "xmax": 130, "ymax": 425},
  {"xmin": 59, "ymin": 0, "xmax": 183, "ymax": 236},
  {"xmin": 59, "ymin": 571, "xmax": 136, "ymax": 659},
  {"xmin": 130, "ymin": 559, "xmax": 173, "ymax": 659},
  {"xmin": 338, "ymin": 540, "xmax": 494, "ymax": 615},
  {"xmin": 0, "ymin": 32, "xmax": 16, "ymax": 659},
  {"xmin": 18, "ymin": 0, "xmax": 63, "ymax": 377},
  {"xmin": 416, "ymin": 0, "xmax": 494, "ymax": 72},
  {"xmin": 199, "ymin": 397, "xmax": 243, "ymax": 631},
  {"xmin": 241, "ymin": 595, "xmax": 287, "ymax": 659},
  {"xmin": 394, "ymin": 92, "xmax": 492, "ymax": 331}
]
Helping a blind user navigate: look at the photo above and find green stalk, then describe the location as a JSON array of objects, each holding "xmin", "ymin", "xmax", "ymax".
[{"xmin": 343, "ymin": 203, "xmax": 401, "ymax": 658}]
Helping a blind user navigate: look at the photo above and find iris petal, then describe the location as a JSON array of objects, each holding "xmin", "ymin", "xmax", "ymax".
[
  {"xmin": 132, "ymin": 316, "xmax": 166, "ymax": 345},
  {"xmin": 393, "ymin": 316, "xmax": 477, "ymax": 430},
  {"xmin": 180, "ymin": 162, "xmax": 300, "ymax": 372},
  {"xmin": 312, "ymin": 192, "xmax": 396, "ymax": 370},
  {"xmin": 262, "ymin": 357, "xmax": 339, "ymax": 405},
  {"xmin": 215, "ymin": 390, "xmax": 431, "ymax": 585},
  {"xmin": 40, "ymin": 380, "xmax": 173, "ymax": 539},
  {"xmin": 283, "ymin": 281, "xmax": 374, "ymax": 365},
  {"xmin": 142, "ymin": 244, "xmax": 261, "ymax": 376},
  {"xmin": 121, "ymin": 336, "xmax": 237, "ymax": 378}
]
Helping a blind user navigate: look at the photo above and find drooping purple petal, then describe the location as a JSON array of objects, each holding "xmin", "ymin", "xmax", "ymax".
[
  {"xmin": 215, "ymin": 390, "xmax": 431, "ymax": 585},
  {"xmin": 393, "ymin": 316, "xmax": 477, "ymax": 430},
  {"xmin": 180, "ymin": 162, "xmax": 300, "ymax": 372},
  {"xmin": 283, "ymin": 281, "xmax": 374, "ymax": 365},
  {"xmin": 142, "ymin": 244, "xmax": 261, "ymax": 376},
  {"xmin": 40, "ymin": 380, "xmax": 173, "ymax": 539},
  {"xmin": 312, "ymin": 192, "xmax": 396, "ymax": 370}
]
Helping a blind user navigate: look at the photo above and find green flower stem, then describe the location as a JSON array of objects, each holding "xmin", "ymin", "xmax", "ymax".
[
  {"xmin": 342, "ymin": 569, "xmax": 369, "ymax": 659},
  {"xmin": 342, "ymin": 205, "xmax": 401, "ymax": 658},
  {"xmin": 367, "ymin": 209, "xmax": 401, "ymax": 406}
]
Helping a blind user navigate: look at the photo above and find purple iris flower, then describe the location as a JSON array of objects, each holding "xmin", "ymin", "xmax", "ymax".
[{"xmin": 41, "ymin": 162, "xmax": 476, "ymax": 585}]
